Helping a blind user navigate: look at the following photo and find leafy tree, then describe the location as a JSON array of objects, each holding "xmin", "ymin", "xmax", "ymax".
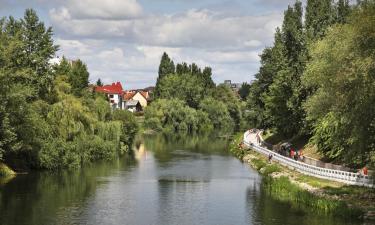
[
  {"xmin": 144, "ymin": 99, "xmax": 212, "ymax": 133},
  {"xmin": 156, "ymin": 74, "xmax": 206, "ymax": 108},
  {"xmin": 21, "ymin": 9, "xmax": 58, "ymax": 99},
  {"xmin": 239, "ymin": 82, "xmax": 251, "ymax": 100},
  {"xmin": 112, "ymin": 110, "xmax": 139, "ymax": 149},
  {"xmin": 154, "ymin": 52, "xmax": 175, "ymax": 97},
  {"xmin": 212, "ymin": 84, "xmax": 243, "ymax": 130},
  {"xmin": 336, "ymin": 0, "xmax": 351, "ymax": 24},
  {"xmin": 199, "ymin": 97, "xmax": 233, "ymax": 130},
  {"xmin": 305, "ymin": 0, "xmax": 335, "ymax": 42},
  {"xmin": 263, "ymin": 1, "xmax": 307, "ymax": 136},
  {"xmin": 303, "ymin": 2, "xmax": 375, "ymax": 166},
  {"xmin": 96, "ymin": 78, "xmax": 103, "ymax": 86},
  {"xmin": 69, "ymin": 59, "xmax": 89, "ymax": 96}
]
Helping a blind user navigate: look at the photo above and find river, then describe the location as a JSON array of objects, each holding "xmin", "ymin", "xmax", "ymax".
[{"xmin": 0, "ymin": 134, "xmax": 363, "ymax": 225}]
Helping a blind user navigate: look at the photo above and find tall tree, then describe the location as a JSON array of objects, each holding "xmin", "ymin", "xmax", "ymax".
[
  {"xmin": 96, "ymin": 78, "xmax": 103, "ymax": 87},
  {"xmin": 21, "ymin": 9, "xmax": 58, "ymax": 99},
  {"xmin": 303, "ymin": 2, "xmax": 375, "ymax": 166},
  {"xmin": 69, "ymin": 59, "xmax": 89, "ymax": 96},
  {"xmin": 336, "ymin": 0, "xmax": 351, "ymax": 24},
  {"xmin": 305, "ymin": 0, "xmax": 335, "ymax": 42},
  {"xmin": 263, "ymin": 1, "xmax": 307, "ymax": 136},
  {"xmin": 154, "ymin": 52, "xmax": 175, "ymax": 98}
]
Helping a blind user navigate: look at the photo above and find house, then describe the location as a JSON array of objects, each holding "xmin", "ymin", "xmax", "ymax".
[
  {"xmin": 123, "ymin": 90, "xmax": 150, "ymax": 108},
  {"xmin": 125, "ymin": 100, "xmax": 142, "ymax": 112},
  {"xmin": 95, "ymin": 82, "xmax": 124, "ymax": 110}
]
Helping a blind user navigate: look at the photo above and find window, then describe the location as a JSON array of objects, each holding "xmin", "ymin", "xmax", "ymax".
[{"xmin": 109, "ymin": 94, "xmax": 114, "ymax": 98}]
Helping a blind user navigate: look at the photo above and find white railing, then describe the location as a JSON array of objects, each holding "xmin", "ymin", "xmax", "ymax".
[{"xmin": 243, "ymin": 131, "xmax": 374, "ymax": 188}]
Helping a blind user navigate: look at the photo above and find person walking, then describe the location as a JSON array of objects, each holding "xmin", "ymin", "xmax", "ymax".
[{"xmin": 268, "ymin": 153, "xmax": 273, "ymax": 163}]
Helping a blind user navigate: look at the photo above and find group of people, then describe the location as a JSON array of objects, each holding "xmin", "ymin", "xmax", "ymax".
[{"xmin": 290, "ymin": 149, "xmax": 304, "ymax": 162}]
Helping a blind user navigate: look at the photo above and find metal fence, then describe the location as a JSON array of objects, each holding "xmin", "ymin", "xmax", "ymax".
[{"xmin": 243, "ymin": 131, "xmax": 374, "ymax": 188}]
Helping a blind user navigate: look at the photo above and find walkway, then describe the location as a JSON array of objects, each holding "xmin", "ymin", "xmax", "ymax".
[{"xmin": 243, "ymin": 130, "xmax": 374, "ymax": 188}]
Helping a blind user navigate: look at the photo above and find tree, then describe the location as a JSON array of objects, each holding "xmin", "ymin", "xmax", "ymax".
[
  {"xmin": 199, "ymin": 97, "xmax": 233, "ymax": 130},
  {"xmin": 112, "ymin": 110, "xmax": 138, "ymax": 148},
  {"xmin": 96, "ymin": 78, "xmax": 103, "ymax": 87},
  {"xmin": 303, "ymin": 2, "xmax": 375, "ymax": 167},
  {"xmin": 336, "ymin": 0, "xmax": 351, "ymax": 24},
  {"xmin": 239, "ymin": 82, "xmax": 251, "ymax": 100},
  {"xmin": 69, "ymin": 59, "xmax": 89, "ymax": 96},
  {"xmin": 21, "ymin": 9, "xmax": 58, "ymax": 99},
  {"xmin": 263, "ymin": 1, "xmax": 307, "ymax": 136},
  {"xmin": 156, "ymin": 74, "xmax": 205, "ymax": 108},
  {"xmin": 154, "ymin": 52, "xmax": 175, "ymax": 97},
  {"xmin": 305, "ymin": 0, "xmax": 335, "ymax": 42}
]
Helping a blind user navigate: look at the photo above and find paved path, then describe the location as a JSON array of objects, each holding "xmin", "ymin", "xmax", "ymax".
[{"xmin": 243, "ymin": 130, "xmax": 374, "ymax": 188}]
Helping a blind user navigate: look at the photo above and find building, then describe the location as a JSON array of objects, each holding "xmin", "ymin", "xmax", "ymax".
[
  {"xmin": 95, "ymin": 82, "xmax": 124, "ymax": 110},
  {"xmin": 123, "ymin": 90, "xmax": 150, "ymax": 109},
  {"xmin": 223, "ymin": 80, "xmax": 243, "ymax": 92},
  {"xmin": 124, "ymin": 100, "xmax": 143, "ymax": 113}
]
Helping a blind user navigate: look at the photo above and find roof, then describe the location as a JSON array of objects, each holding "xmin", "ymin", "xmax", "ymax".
[
  {"xmin": 124, "ymin": 91, "xmax": 136, "ymax": 101},
  {"xmin": 95, "ymin": 82, "xmax": 123, "ymax": 94},
  {"xmin": 123, "ymin": 91, "xmax": 149, "ymax": 100},
  {"xmin": 125, "ymin": 100, "xmax": 140, "ymax": 107}
]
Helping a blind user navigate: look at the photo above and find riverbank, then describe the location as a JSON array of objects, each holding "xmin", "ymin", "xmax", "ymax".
[{"xmin": 230, "ymin": 133, "xmax": 375, "ymax": 221}]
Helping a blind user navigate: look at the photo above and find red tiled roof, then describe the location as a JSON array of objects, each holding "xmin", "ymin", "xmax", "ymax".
[
  {"xmin": 123, "ymin": 91, "xmax": 149, "ymax": 101},
  {"xmin": 123, "ymin": 91, "xmax": 136, "ymax": 101},
  {"xmin": 95, "ymin": 82, "xmax": 123, "ymax": 94}
]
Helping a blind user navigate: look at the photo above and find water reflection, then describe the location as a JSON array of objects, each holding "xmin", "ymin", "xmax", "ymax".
[{"xmin": 0, "ymin": 134, "xmax": 367, "ymax": 225}]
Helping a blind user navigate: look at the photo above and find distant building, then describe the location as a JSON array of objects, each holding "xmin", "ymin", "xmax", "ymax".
[
  {"xmin": 95, "ymin": 82, "xmax": 124, "ymax": 110},
  {"xmin": 222, "ymin": 80, "xmax": 242, "ymax": 92},
  {"xmin": 124, "ymin": 100, "xmax": 143, "ymax": 113},
  {"xmin": 123, "ymin": 90, "xmax": 150, "ymax": 109}
]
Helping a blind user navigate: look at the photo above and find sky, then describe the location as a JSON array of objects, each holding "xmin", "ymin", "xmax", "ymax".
[{"xmin": 0, "ymin": 0, "xmax": 299, "ymax": 89}]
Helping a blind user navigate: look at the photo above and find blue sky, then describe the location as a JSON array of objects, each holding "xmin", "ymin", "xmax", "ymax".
[{"xmin": 0, "ymin": 0, "xmax": 298, "ymax": 89}]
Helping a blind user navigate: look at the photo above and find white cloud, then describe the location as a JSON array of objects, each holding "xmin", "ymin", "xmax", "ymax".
[
  {"xmin": 67, "ymin": 0, "xmax": 142, "ymax": 20},
  {"xmin": 48, "ymin": 1, "xmax": 285, "ymax": 88}
]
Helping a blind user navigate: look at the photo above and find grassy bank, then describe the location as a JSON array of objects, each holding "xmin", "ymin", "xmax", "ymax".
[{"xmin": 229, "ymin": 133, "xmax": 374, "ymax": 221}]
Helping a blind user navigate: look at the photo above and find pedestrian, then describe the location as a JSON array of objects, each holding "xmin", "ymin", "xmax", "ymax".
[
  {"xmin": 299, "ymin": 151, "xmax": 304, "ymax": 162},
  {"xmin": 268, "ymin": 153, "xmax": 273, "ymax": 163},
  {"xmin": 363, "ymin": 166, "xmax": 368, "ymax": 176},
  {"xmin": 290, "ymin": 149, "xmax": 295, "ymax": 159}
]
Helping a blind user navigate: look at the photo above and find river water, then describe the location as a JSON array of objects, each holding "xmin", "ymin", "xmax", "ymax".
[{"xmin": 0, "ymin": 134, "xmax": 364, "ymax": 225}]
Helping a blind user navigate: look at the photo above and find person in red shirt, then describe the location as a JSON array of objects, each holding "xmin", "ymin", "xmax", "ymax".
[{"xmin": 363, "ymin": 167, "xmax": 368, "ymax": 176}]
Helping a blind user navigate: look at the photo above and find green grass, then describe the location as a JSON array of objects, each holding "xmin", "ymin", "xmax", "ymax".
[
  {"xmin": 264, "ymin": 176, "xmax": 363, "ymax": 219},
  {"xmin": 295, "ymin": 174, "xmax": 342, "ymax": 189}
]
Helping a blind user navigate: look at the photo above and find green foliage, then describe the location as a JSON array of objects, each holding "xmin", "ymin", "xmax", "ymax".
[
  {"xmin": 0, "ymin": 10, "xmax": 137, "ymax": 170},
  {"xmin": 144, "ymin": 99, "xmax": 213, "ymax": 133},
  {"xmin": 96, "ymin": 78, "xmax": 103, "ymax": 86},
  {"xmin": 154, "ymin": 52, "xmax": 175, "ymax": 97},
  {"xmin": 264, "ymin": 176, "xmax": 363, "ymax": 218},
  {"xmin": 69, "ymin": 60, "xmax": 89, "ymax": 96},
  {"xmin": 150, "ymin": 53, "xmax": 244, "ymax": 133},
  {"xmin": 112, "ymin": 110, "xmax": 139, "ymax": 148},
  {"xmin": 238, "ymin": 82, "xmax": 251, "ymax": 100},
  {"xmin": 305, "ymin": 0, "xmax": 335, "ymax": 42},
  {"xmin": 156, "ymin": 73, "xmax": 206, "ymax": 108},
  {"xmin": 303, "ymin": 2, "xmax": 375, "ymax": 167},
  {"xmin": 199, "ymin": 97, "xmax": 233, "ymax": 130}
]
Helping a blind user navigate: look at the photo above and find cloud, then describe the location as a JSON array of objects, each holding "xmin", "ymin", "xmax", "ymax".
[
  {"xmin": 67, "ymin": 0, "xmax": 142, "ymax": 20},
  {"xmin": 47, "ymin": 0, "xmax": 286, "ymax": 88},
  {"xmin": 50, "ymin": 8, "xmax": 282, "ymax": 51}
]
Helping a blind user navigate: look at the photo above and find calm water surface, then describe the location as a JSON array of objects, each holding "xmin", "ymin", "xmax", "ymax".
[{"xmin": 0, "ymin": 134, "xmax": 365, "ymax": 225}]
